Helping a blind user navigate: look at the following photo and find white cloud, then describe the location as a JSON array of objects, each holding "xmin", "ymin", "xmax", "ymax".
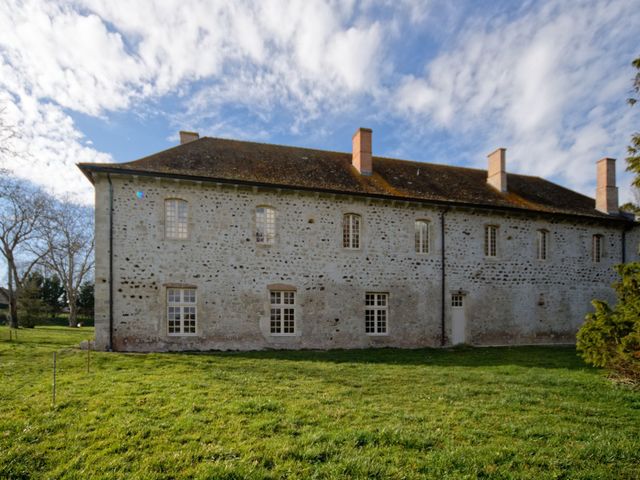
[
  {"xmin": 1, "ymin": 0, "xmax": 638, "ymax": 207},
  {"xmin": 391, "ymin": 0, "xmax": 640, "ymax": 200},
  {"xmin": 0, "ymin": 0, "xmax": 393, "ymax": 203}
]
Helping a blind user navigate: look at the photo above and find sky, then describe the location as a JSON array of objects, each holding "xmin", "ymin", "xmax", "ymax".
[{"xmin": 0, "ymin": 0, "xmax": 639, "ymax": 206}]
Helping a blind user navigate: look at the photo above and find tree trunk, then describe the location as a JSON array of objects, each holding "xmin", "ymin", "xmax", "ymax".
[
  {"xmin": 9, "ymin": 295, "xmax": 18, "ymax": 329},
  {"xmin": 68, "ymin": 296, "xmax": 77, "ymax": 327}
]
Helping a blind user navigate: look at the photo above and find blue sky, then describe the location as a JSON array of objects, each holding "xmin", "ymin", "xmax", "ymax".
[{"xmin": 0, "ymin": 0, "xmax": 639, "ymax": 205}]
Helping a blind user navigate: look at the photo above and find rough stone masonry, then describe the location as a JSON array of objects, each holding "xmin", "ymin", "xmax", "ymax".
[{"xmin": 80, "ymin": 130, "xmax": 640, "ymax": 352}]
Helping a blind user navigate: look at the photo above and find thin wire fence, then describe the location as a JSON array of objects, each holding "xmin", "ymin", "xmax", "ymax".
[{"xmin": 0, "ymin": 328, "xmax": 95, "ymax": 409}]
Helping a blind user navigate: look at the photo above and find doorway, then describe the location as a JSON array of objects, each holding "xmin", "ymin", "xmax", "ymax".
[{"xmin": 451, "ymin": 293, "xmax": 466, "ymax": 345}]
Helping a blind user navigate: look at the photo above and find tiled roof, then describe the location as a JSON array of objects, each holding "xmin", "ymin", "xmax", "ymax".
[{"xmin": 78, "ymin": 136, "xmax": 632, "ymax": 223}]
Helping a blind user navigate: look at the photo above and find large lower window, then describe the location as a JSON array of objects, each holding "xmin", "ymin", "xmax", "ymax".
[
  {"xmin": 165, "ymin": 199, "xmax": 188, "ymax": 239},
  {"xmin": 537, "ymin": 229, "xmax": 548, "ymax": 260},
  {"xmin": 592, "ymin": 234, "xmax": 603, "ymax": 262},
  {"xmin": 167, "ymin": 288, "xmax": 196, "ymax": 335},
  {"xmin": 484, "ymin": 225, "xmax": 498, "ymax": 257},
  {"xmin": 270, "ymin": 290, "xmax": 295, "ymax": 335},
  {"xmin": 343, "ymin": 213, "xmax": 361, "ymax": 249},
  {"xmin": 415, "ymin": 220, "xmax": 430, "ymax": 254},
  {"xmin": 365, "ymin": 293, "xmax": 388, "ymax": 335},
  {"xmin": 256, "ymin": 206, "xmax": 276, "ymax": 244}
]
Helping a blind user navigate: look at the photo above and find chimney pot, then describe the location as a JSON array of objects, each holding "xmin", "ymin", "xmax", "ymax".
[
  {"xmin": 487, "ymin": 148, "xmax": 507, "ymax": 192},
  {"xmin": 596, "ymin": 157, "xmax": 618, "ymax": 214},
  {"xmin": 180, "ymin": 131, "xmax": 200, "ymax": 145},
  {"xmin": 352, "ymin": 128, "xmax": 372, "ymax": 175}
]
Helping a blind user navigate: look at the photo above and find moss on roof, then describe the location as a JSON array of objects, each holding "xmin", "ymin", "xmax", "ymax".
[{"xmin": 78, "ymin": 136, "xmax": 629, "ymax": 222}]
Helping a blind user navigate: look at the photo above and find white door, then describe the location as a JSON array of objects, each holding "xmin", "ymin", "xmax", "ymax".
[{"xmin": 451, "ymin": 294, "xmax": 466, "ymax": 345}]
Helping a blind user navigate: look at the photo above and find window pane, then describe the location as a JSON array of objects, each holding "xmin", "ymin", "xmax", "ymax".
[
  {"xmin": 377, "ymin": 294, "xmax": 387, "ymax": 306},
  {"xmin": 165, "ymin": 199, "xmax": 188, "ymax": 239},
  {"xmin": 485, "ymin": 226, "xmax": 497, "ymax": 257},
  {"xmin": 592, "ymin": 235, "xmax": 602, "ymax": 262},
  {"xmin": 537, "ymin": 230, "xmax": 548, "ymax": 260},
  {"xmin": 167, "ymin": 288, "xmax": 197, "ymax": 335},
  {"xmin": 257, "ymin": 207, "xmax": 276, "ymax": 244},
  {"xmin": 377, "ymin": 310, "xmax": 387, "ymax": 333},
  {"xmin": 452, "ymin": 295, "xmax": 463, "ymax": 307},
  {"xmin": 343, "ymin": 214, "xmax": 360, "ymax": 249},
  {"xmin": 270, "ymin": 308, "xmax": 281, "ymax": 333},
  {"xmin": 269, "ymin": 291, "xmax": 295, "ymax": 334},
  {"xmin": 415, "ymin": 221, "xmax": 429, "ymax": 253},
  {"xmin": 365, "ymin": 310, "xmax": 375, "ymax": 333}
]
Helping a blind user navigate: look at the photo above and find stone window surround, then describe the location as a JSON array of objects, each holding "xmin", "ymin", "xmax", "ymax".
[
  {"xmin": 451, "ymin": 293, "xmax": 464, "ymax": 307},
  {"xmin": 537, "ymin": 229, "xmax": 549, "ymax": 261},
  {"xmin": 484, "ymin": 224, "xmax": 499, "ymax": 258},
  {"xmin": 342, "ymin": 212, "xmax": 362, "ymax": 250},
  {"xmin": 365, "ymin": 292, "xmax": 389, "ymax": 335},
  {"xmin": 592, "ymin": 234, "xmax": 604, "ymax": 262},
  {"xmin": 415, "ymin": 218, "xmax": 431, "ymax": 254},
  {"xmin": 256, "ymin": 205, "xmax": 276, "ymax": 246},
  {"xmin": 166, "ymin": 285, "xmax": 198, "ymax": 336},
  {"xmin": 164, "ymin": 197, "xmax": 190, "ymax": 240},
  {"xmin": 269, "ymin": 287, "xmax": 296, "ymax": 336}
]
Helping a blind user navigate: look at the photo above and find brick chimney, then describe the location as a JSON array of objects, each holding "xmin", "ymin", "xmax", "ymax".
[
  {"xmin": 352, "ymin": 128, "xmax": 372, "ymax": 175},
  {"xmin": 180, "ymin": 131, "xmax": 199, "ymax": 145},
  {"xmin": 487, "ymin": 147, "xmax": 507, "ymax": 192},
  {"xmin": 596, "ymin": 157, "xmax": 618, "ymax": 214}
]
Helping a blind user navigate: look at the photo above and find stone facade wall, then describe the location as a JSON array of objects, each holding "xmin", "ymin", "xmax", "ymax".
[{"xmin": 92, "ymin": 174, "xmax": 639, "ymax": 352}]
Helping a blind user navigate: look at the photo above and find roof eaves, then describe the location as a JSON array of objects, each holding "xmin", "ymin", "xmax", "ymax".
[{"xmin": 76, "ymin": 164, "xmax": 633, "ymax": 226}]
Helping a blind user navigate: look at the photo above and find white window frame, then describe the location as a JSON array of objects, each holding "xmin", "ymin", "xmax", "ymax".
[
  {"xmin": 537, "ymin": 229, "xmax": 548, "ymax": 260},
  {"xmin": 256, "ymin": 206, "xmax": 276, "ymax": 245},
  {"xmin": 365, "ymin": 292, "xmax": 388, "ymax": 335},
  {"xmin": 592, "ymin": 234, "xmax": 603, "ymax": 263},
  {"xmin": 165, "ymin": 199, "xmax": 189, "ymax": 240},
  {"xmin": 415, "ymin": 220, "xmax": 430, "ymax": 254},
  {"xmin": 167, "ymin": 288, "xmax": 197, "ymax": 336},
  {"xmin": 484, "ymin": 225, "xmax": 498, "ymax": 258},
  {"xmin": 270, "ymin": 290, "xmax": 295, "ymax": 335},
  {"xmin": 343, "ymin": 213, "xmax": 361, "ymax": 249}
]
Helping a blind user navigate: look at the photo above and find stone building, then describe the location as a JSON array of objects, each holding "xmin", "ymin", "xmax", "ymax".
[{"xmin": 79, "ymin": 129, "xmax": 639, "ymax": 352}]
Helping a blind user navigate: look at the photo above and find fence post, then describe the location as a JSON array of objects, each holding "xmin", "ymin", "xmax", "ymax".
[{"xmin": 52, "ymin": 352, "xmax": 56, "ymax": 408}]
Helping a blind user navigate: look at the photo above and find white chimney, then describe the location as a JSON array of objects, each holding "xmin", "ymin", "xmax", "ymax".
[
  {"xmin": 487, "ymin": 148, "xmax": 507, "ymax": 192},
  {"xmin": 596, "ymin": 157, "xmax": 618, "ymax": 214},
  {"xmin": 352, "ymin": 128, "xmax": 372, "ymax": 175},
  {"xmin": 180, "ymin": 131, "xmax": 200, "ymax": 145}
]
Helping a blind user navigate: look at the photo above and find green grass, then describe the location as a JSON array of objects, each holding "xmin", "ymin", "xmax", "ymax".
[{"xmin": 1, "ymin": 327, "xmax": 639, "ymax": 479}]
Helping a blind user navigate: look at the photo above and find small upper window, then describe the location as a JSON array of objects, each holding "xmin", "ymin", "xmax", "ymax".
[
  {"xmin": 256, "ymin": 206, "xmax": 276, "ymax": 244},
  {"xmin": 415, "ymin": 220, "xmax": 430, "ymax": 254},
  {"xmin": 451, "ymin": 294, "xmax": 464, "ymax": 307},
  {"xmin": 270, "ymin": 290, "xmax": 295, "ymax": 335},
  {"xmin": 165, "ymin": 199, "xmax": 188, "ymax": 239},
  {"xmin": 343, "ymin": 213, "xmax": 361, "ymax": 249},
  {"xmin": 484, "ymin": 225, "xmax": 498, "ymax": 257},
  {"xmin": 537, "ymin": 229, "xmax": 548, "ymax": 260},
  {"xmin": 592, "ymin": 234, "xmax": 603, "ymax": 262}
]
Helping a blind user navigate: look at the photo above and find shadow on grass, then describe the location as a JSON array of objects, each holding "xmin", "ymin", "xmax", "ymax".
[{"xmin": 177, "ymin": 345, "xmax": 590, "ymax": 370}]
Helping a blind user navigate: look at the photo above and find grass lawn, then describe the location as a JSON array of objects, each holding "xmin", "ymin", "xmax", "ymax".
[{"xmin": 0, "ymin": 327, "xmax": 639, "ymax": 479}]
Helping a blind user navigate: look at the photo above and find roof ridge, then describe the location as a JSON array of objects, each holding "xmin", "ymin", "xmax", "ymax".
[{"xmin": 89, "ymin": 135, "xmax": 558, "ymax": 184}]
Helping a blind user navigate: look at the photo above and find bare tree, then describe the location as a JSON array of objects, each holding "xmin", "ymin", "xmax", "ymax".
[
  {"xmin": 0, "ymin": 177, "xmax": 51, "ymax": 328},
  {"xmin": 42, "ymin": 199, "xmax": 94, "ymax": 327},
  {"xmin": 0, "ymin": 106, "xmax": 19, "ymax": 171}
]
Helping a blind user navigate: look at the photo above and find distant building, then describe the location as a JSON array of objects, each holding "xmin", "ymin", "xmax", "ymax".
[
  {"xmin": 79, "ymin": 129, "xmax": 640, "ymax": 352},
  {"xmin": 0, "ymin": 287, "xmax": 9, "ymax": 310}
]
